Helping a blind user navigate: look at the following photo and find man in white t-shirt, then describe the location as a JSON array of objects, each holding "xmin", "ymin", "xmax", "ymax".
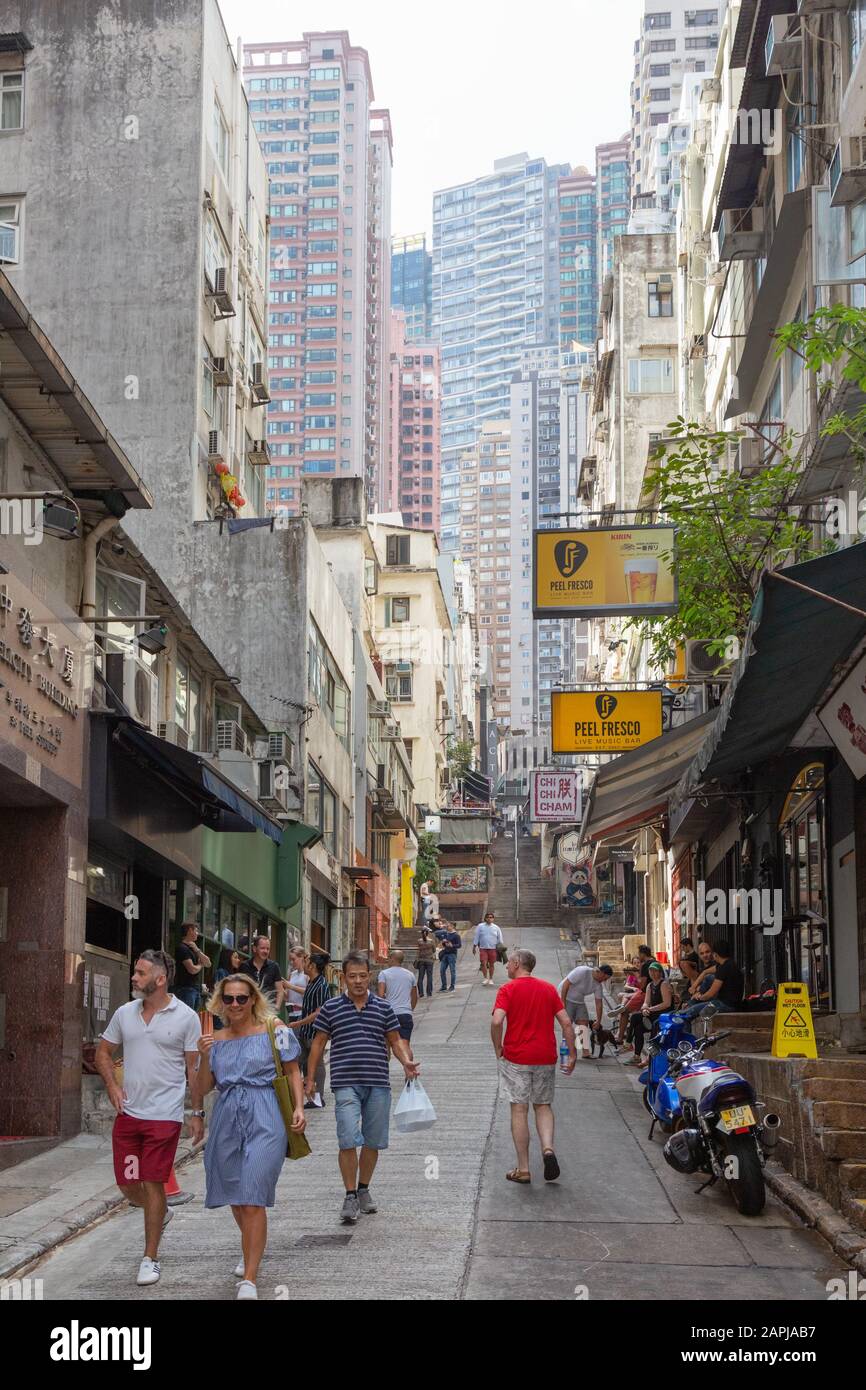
[
  {"xmin": 558, "ymin": 962, "xmax": 612, "ymax": 1058},
  {"xmin": 472, "ymin": 912, "xmax": 504, "ymax": 985},
  {"xmin": 376, "ymin": 949, "xmax": 419, "ymax": 1059},
  {"xmin": 284, "ymin": 945, "xmax": 309, "ymax": 1023},
  {"xmin": 95, "ymin": 949, "xmax": 202, "ymax": 1288}
]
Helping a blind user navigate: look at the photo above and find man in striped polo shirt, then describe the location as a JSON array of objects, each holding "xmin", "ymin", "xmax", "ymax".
[{"xmin": 306, "ymin": 951, "xmax": 420, "ymax": 1225}]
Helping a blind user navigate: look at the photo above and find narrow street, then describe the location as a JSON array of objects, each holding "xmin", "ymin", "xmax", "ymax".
[{"xmin": 28, "ymin": 928, "xmax": 851, "ymax": 1302}]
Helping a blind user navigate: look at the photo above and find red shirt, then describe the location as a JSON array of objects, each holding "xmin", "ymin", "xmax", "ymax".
[{"xmin": 494, "ymin": 976, "xmax": 563, "ymax": 1065}]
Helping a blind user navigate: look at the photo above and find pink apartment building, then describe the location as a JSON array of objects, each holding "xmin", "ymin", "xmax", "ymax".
[
  {"xmin": 242, "ymin": 32, "xmax": 392, "ymax": 515},
  {"xmin": 385, "ymin": 311, "xmax": 441, "ymax": 535}
]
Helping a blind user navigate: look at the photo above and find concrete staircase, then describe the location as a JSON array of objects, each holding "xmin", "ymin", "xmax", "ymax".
[
  {"xmin": 488, "ymin": 835, "xmax": 517, "ymax": 923},
  {"xmin": 515, "ymin": 837, "xmax": 557, "ymax": 925}
]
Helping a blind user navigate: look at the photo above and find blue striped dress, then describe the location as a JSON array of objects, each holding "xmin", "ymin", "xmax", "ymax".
[{"xmin": 204, "ymin": 1027, "xmax": 301, "ymax": 1209}]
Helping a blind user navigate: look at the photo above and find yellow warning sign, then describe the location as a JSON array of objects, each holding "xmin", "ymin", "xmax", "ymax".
[{"xmin": 771, "ymin": 983, "xmax": 817, "ymax": 1058}]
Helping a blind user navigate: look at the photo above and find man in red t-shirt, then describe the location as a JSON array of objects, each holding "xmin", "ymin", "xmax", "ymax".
[{"xmin": 491, "ymin": 949, "xmax": 577, "ymax": 1184}]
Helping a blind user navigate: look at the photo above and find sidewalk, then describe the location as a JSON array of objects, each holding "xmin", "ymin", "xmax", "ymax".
[{"xmin": 0, "ymin": 1127, "xmax": 202, "ymax": 1281}]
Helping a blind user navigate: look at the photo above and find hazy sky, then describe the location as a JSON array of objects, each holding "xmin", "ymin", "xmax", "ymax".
[{"xmin": 218, "ymin": 0, "xmax": 642, "ymax": 237}]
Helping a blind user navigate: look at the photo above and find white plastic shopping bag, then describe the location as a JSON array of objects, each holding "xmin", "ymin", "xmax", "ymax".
[{"xmin": 394, "ymin": 1078, "xmax": 437, "ymax": 1132}]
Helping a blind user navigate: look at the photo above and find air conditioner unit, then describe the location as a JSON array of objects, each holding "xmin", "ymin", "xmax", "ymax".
[
  {"xmin": 267, "ymin": 730, "xmax": 293, "ymax": 763},
  {"xmin": 208, "ymin": 429, "xmax": 225, "ymax": 463},
  {"xmin": 258, "ymin": 758, "xmax": 289, "ymax": 812},
  {"xmin": 210, "ymin": 266, "xmax": 235, "ymax": 317},
  {"xmin": 382, "ymin": 722, "xmax": 404, "ymax": 741},
  {"xmin": 686, "ymin": 640, "xmax": 733, "ymax": 681},
  {"xmin": 701, "ymin": 77, "xmax": 721, "ymax": 104},
  {"xmin": 211, "ymin": 355, "xmax": 231, "ymax": 386},
  {"xmin": 829, "ymin": 135, "xmax": 866, "ymax": 206},
  {"xmin": 106, "ymin": 653, "xmax": 159, "ymax": 732},
  {"xmin": 217, "ymin": 719, "xmax": 249, "ymax": 754},
  {"xmin": 735, "ymin": 435, "xmax": 764, "ymax": 477},
  {"xmin": 156, "ymin": 720, "xmax": 189, "ymax": 749},
  {"xmin": 368, "ymin": 700, "xmax": 391, "ymax": 718},
  {"xmin": 717, "ymin": 206, "xmax": 764, "ymax": 261},
  {"xmin": 250, "ymin": 361, "xmax": 270, "ymax": 403},
  {"xmin": 797, "ymin": 0, "xmax": 847, "ymax": 14},
  {"xmin": 765, "ymin": 13, "xmax": 802, "ymax": 76},
  {"xmin": 247, "ymin": 438, "xmax": 271, "ymax": 466}
]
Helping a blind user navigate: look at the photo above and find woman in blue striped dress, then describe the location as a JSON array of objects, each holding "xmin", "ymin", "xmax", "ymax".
[{"xmin": 197, "ymin": 975, "xmax": 305, "ymax": 1300}]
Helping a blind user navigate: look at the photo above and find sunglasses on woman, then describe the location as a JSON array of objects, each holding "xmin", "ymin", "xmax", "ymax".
[{"xmin": 223, "ymin": 994, "xmax": 250, "ymax": 1006}]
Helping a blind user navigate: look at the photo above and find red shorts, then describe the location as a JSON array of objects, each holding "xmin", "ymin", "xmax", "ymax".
[
  {"xmin": 479, "ymin": 948, "xmax": 498, "ymax": 966},
  {"xmin": 112, "ymin": 1113, "xmax": 182, "ymax": 1185}
]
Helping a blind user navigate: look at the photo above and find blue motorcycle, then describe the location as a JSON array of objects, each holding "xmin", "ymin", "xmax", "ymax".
[{"xmin": 639, "ymin": 1010, "xmax": 697, "ymax": 1137}]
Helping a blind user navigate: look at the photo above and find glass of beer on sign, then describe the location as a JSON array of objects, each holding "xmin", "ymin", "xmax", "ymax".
[{"xmin": 624, "ymin": 556, "xmax": 658, "ymax": 606}]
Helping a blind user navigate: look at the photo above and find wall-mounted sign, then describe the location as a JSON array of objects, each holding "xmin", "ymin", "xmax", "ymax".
[
  {"xmin": 533, "ymin": 526, "xmax": 677, "ymax": 618},
  {"xmin": 557, "ymin": 831, "xmax": 583, "ymax": 862},
  {"xmin": 439, "ymin": 865, "xmax": 489, "ymax": 892},
  {"xmin": 0, "ymin": 568, "xmax": 88, "ymax": 788},
  {"xmin": 818, "ymin": 650, "xmax": 866, "ymax": 779},
  {"xmin": 530, "ymin": 770, "xmax": 582, "ymax": 823},
  {"xmin": 608, "ymin": 846, "xmax": 635, "ymax": 863},
  {"xmin": 551, "ymin": 690, "xmax": 664, "ymax": 754}
]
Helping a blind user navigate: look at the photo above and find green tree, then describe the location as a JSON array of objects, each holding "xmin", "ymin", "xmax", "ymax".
[
  {"xmin": 445, "ymin": 738, "xmax": 474, "ymax": 784},
  {"xmin": 776, "ymin": 303, "xmax": 866, "ymax": 465},
  {"xmin": 415, "ymin": 831, "xmax": 440, "ymax": 890},
  {"xmin": 626, "ymin": 418, "xmax": 816, "ymax": 669}
]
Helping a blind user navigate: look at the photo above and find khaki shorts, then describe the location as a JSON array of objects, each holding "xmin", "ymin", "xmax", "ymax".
[{"xmin": 499, "ymin": 1057, "xmax": 556, "ymax": 1106}]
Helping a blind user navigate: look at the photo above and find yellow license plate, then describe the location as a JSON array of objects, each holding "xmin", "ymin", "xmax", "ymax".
[{"xmin": 720, "ymin": 1104, "xmax": 755, "ymax": 1130}]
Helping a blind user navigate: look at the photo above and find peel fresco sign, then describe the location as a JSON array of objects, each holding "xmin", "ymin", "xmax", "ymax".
[
  {"xmin": 533, "ymin": 525, "xmax": 677, "ymax": 619},
  {"xmin": 551, "ymin": 690, "xmax": 664, "ymax": 754}
]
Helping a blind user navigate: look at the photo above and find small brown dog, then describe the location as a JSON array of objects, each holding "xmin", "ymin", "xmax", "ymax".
[{"xmin": 590, "ymin": 1021, "xmax": 619, "ymax": 1058}]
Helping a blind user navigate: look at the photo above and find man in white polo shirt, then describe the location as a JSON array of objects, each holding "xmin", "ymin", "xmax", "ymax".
[{"xmin": 95, "ymin": 948, "xmax": 202, "ymax": 1287}]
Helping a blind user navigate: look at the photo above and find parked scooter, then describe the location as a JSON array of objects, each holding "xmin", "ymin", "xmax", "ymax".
[
  {"xmin": 639, "ymin": 1010, "xmax": 698, "ymax": 1134},
  {"xmin": 659, "ymin": 1027, "xmax": 782, "ymax": 1215}
]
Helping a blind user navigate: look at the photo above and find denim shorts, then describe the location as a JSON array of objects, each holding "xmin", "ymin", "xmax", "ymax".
[
  {"xmin": 395, "ymin": 1012, "xmax": 414, "ymax": 1041},
  {"xmin": 333, "ymin": 1085, "xmax": 392, "ymax": 1151}
]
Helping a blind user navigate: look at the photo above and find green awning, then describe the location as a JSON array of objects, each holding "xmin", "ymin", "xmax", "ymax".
[
  {"xmin": 677, "ymin": 543, "xmax": 866, "ymax": 794},
  {"xmin": 276, "ymin": 821, "xmax": 322, "ymax": 909}
]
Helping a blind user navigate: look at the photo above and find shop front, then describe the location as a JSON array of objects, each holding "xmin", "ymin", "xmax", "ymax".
[
  {"xmin": 0, "ymin": 565, "xmax": 90, "ymax": 1142},
  {"xmin": 435, "ymin": 815, "xmax": 493, "ymax": 924},
  {"xmin": 669, "ymin": 545, "xmax": 866, "ymax": 1038}
]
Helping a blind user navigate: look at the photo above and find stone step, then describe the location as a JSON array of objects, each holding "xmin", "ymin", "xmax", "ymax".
[
  {"xmin": 841, "ymin": 1193, "xmax": 866, "ymax": 1233},
  {"xmin": 812, "ymin": 1100, "xmax": 866, "ymax": 1131},
  {"xmin": 718, "ymin": 1030, "xmax": 775, "ymax": 1055},
  {"xmin": 818, "ymin": 1129, "xmax": 866, "ymax": 1161},
  {"xmin": 840, "ymin": 1162, "xmax": 866, "ymax": 1196},
  {"xmin": 803, "ymin": 1078, "xmax": 866, "ymax": 1103},
  {"xmin": 803, "ymin": 1059, "xmax": 866, "ymax": 1080}
]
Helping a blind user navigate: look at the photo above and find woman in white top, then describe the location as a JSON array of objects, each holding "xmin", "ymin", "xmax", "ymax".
[{"xmin": 284, "ymin": 946, "xmax": 309, "ymax": 1024}]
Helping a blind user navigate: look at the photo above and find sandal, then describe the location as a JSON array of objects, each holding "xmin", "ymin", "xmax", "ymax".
[
  {"xmin": 542, "ymin": 1150, "xmax": 561, "ymax": 1182},
  {"xmin": 505, "ymin": 1168, "xmax": 531, "ymax": 1184}
]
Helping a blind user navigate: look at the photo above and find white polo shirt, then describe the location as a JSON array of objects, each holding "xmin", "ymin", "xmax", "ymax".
[{"xmin": 101, "ymin": 995, "xmax": 201, "ymax": 1124}]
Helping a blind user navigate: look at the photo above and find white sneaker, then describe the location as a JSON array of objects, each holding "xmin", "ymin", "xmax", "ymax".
[
  {"xmin": 237, "ymin": 1279, "xmax": 258, "ymax": 1300},
  {"xmin": 136, "ymin": 1257, "xmax": 160, "ymax": 1286},
  {"xmin": 312, "ymin": 1093, "xmax": 323, "ymax": 1108},
  {"xmin": 234, "ymin": 1258, "xmax": 246, "ymax": 1278}
]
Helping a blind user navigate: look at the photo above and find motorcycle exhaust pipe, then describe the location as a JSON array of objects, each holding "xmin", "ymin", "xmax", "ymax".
[{"xmin": 759, "ymin": 1113, "xmax": 782, "ymax": 1153}]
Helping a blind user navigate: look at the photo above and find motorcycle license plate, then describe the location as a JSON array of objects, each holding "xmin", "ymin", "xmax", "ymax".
[{"xmin": 720, "ymin": 1104, "xmax": 755, "ymax": 1131}]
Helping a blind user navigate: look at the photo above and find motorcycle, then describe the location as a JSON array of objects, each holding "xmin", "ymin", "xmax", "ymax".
[
  {"xmin": 657, "ymin": 1027, "xmax": 782, "ymax": 1216},
  {"xmin": 639, "ymin": 1010, "xmax": 699, "ymax": 1134}
]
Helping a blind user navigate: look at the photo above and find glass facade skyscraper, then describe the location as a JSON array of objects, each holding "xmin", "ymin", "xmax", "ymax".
[
  {"xmin": 391, "ymin": 233, "xmax": 432, "ymax": 340},
  {"xmin": 432, "ymin": 152, "xmax": 569, "ymax": 553}
]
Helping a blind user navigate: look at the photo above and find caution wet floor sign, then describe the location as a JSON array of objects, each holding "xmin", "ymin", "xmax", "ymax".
[{"xmin": 771, "ymin": 982, "xmax": 818, "ymax": 1059}]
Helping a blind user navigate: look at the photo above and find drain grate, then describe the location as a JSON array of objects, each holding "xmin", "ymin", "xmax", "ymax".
[{"xmin": 294, "ymin": 1233, "xmax": 354, "ymax": 1248}]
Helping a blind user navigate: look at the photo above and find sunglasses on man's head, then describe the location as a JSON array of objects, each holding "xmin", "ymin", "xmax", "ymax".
[{"xmin": 223, "ymin": 993, "xmax": 250, "ymax": 1006}]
